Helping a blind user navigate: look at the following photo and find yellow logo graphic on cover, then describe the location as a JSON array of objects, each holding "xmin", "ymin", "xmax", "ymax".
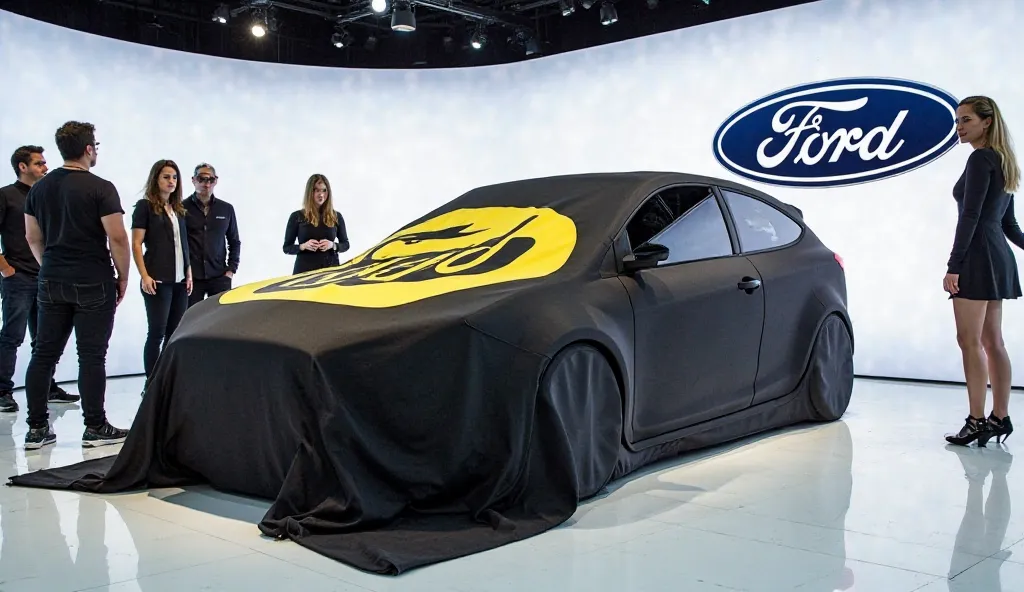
[{"xmin": 219, "ymin": 206, "xmax": 577, "ymax": 308}]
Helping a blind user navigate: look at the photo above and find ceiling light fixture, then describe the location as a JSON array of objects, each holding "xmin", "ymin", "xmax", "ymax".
[
  {"xmin": 599, "ymin": 2, "xmax": 617, "ymax": 25},
  {"xmin": 391, "ymin": 3, "xmax": 416, "ymax": 31},
  {"xmin": 470, "ymin": 26, "xmax": 487, "ymax": 49},
  {"xmin": 331, "ymin": 28, "xmax": 353, "ymax": 48},
  {"xmin": 250, "ymin": 7, "xmax": 268, "ymax": 37},
  {"xmin": 211, "ymin": 3, "xmax": 229, "ymax": 23}
]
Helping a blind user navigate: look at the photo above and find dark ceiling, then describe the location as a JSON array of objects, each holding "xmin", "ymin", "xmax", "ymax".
[{"xmin": 0, "ymin": 0, "xmax": 814, "ymax": 68}]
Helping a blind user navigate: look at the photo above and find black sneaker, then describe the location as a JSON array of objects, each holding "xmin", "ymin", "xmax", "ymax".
[
  {"xmin": 48, "ymin": 386, "xmax": 80, "ymax": 404},
  {"xmin": 82, "ymin": 422, "xmax": 129, "ymax": 448},
  {"xmin": 25, "ymin": 426, "xmax": 56, "ymax": 449},
  {"xmin": 0, "ymin": 391, "xmax": 17, "ymax": 413}
]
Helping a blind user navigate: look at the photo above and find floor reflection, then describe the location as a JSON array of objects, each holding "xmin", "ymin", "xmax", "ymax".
[
  {"xmin": 1, "ymin": 377, "xmax": 1023, "ymax": 591},
  {"xmin": 2, "ymin": 402, "xmax": 146, "ymax": 591},
  {"xmin": 947, "ymin": 444, "xmax": 1013, "ymax": 590}
]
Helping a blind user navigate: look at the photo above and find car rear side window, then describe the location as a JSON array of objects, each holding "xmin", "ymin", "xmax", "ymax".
[{"xmin": 721, "ymin": 190, "xmax": 802, "ymax": 253}]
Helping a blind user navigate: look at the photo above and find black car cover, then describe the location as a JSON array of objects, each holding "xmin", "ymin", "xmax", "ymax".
[{"xmin": 6, "ymin": 172, "xmax": 833, "ymax": 575}]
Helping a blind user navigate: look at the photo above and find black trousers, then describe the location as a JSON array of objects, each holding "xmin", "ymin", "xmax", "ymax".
[
  {"xmin": 142, "ymin": 281, "xmax": 188, "ymax": 377},
  {"xmin": 293, "ymin": 252, "xmax": 340, "ymax": 275},
  {"xmin": 188, "ymin": 274, "xmax": 232, "ymax": 308},
  {"xmin": 24, "ymin": 279, "xmax": 116, "ymax": 429},
  {"xmin": 0, "ymin": 271, "xmax": 59, "ymax": 393}
]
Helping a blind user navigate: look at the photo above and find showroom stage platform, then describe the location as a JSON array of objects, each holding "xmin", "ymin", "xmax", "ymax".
[{"xmin": 2, "ymin": 376, "xmax": 1021, "ymax": 591}]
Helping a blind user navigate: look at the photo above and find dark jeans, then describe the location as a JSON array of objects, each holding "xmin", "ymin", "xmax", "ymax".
[
  {"xmin": 142, "ymin": 281, "xmax": 188, "ymax": 377},
  {"xmin": 0, "ymin": 272, "xmax": 59, "ymax": 393},
  {"xmin": 188, "ymin": 274, "xmax": 232, "ymax": 308},
  {"xmin": 24, "ymin": 280, "xmax": 116, "ymax": 429}
]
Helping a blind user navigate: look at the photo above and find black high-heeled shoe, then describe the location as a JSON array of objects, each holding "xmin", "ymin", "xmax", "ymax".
[
  {"xmin": 988, "ymin": 413, "xmax": 1014, "ymax": 444},
  {"xmin": 946, "ymin": 416, "xmax": 995, "ymax": 447}
]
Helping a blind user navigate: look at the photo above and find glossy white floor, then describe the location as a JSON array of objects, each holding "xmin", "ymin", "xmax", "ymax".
[{"xmin": 0, "ymin": 377, "xmax": 1021, "ymax": 592}]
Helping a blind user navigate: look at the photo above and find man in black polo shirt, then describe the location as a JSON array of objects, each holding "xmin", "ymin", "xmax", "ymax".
[
  {"xmin": 0, "ymin": 146, "xmax": 78, "ymax": 413},
  {"xmin": 21, "ymin": 121, "xmax": 131, "ymax": 449},
  {"xmin": 184, "ymin": 162, "xmax": 240, "ymax": 307}
]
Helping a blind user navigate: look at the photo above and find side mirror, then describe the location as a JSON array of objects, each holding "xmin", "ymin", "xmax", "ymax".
[{"xmin": 622, "ymin": 243, "xmax": 669, "ymax": 274}]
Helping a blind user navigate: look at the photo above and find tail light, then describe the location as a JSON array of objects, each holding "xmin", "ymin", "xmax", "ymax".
[{"xmin": 834, "ymin": 252, "xmax": 845, "ymax": 270}]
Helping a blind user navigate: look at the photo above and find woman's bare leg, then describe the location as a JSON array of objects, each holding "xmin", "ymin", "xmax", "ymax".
[
  {"xmin": 953, "ymin": 298, "xmax": 990, "ymax": 418},
  {"xmin": 982, "ymin": 300, "xmax": 1011, "ymax": 418}
]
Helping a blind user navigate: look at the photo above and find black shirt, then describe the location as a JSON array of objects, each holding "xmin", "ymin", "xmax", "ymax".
[
  {"xmin": 24, "ymin": 168, "xmax": 124, "ymax": 283},
  {"xmin": 0, "ymin": 180, "xmax": 40, "ymax": 275},
  {"xmin": 183, "ymin": 193, "xmax": 240, "ymax": 280},
  {"xmin": 282, "ymin": 209, "xmax": 350, "ymax": 274},
  {"xmin": 131, "ymin": 198, "xmax": 191, "ymax": 284},
  {"xmin": 948, "ymin": 148, "xmax": 1024, "ymax": 273}
]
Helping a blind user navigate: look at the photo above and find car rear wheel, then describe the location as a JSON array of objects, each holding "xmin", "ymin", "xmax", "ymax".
[
  {"xmin": 807, "ymin": 313, "xmax": 854, "ymax": 421},
  {"xmin": 539, "ymin": 343, "xmax": 623, "ymax": 500}
]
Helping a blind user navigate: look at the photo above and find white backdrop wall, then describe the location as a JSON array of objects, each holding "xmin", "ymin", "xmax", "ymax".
[{"xmin": 0, "ymin": 0, "xmax": 1022, "ymax": 388}]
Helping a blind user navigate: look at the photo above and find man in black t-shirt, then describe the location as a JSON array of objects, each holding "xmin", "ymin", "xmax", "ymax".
[
  {"xmin": 0, "ymin": 146, "xmax": 80, "ymax": 413},
  {"xmin": 21, "ymin": 121, "xmax": 131, "ymax": 449}
]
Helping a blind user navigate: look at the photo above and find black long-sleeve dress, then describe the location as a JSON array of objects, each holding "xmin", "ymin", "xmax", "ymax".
[
  {"xmin": 283, "ymin": 209, "xmax": 350, "ymax": 274},
  {"xmin": 947, "ymin": 147, "xmax": 1024, "ymax": 300}
]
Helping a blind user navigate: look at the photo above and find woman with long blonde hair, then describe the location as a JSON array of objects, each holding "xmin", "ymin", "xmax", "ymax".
[
  {"xmin": 282, "ymin": 173, "xmax": 350, "ymax": 274},
  {"xmin": 944, "ymin": 96, "xmax": 1023, "ymax": 446}
]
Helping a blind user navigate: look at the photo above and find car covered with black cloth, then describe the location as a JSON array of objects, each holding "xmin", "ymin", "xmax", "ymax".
[{"xmin": 8, "ymin": 171, "xmax": 855, "ymax": 575}]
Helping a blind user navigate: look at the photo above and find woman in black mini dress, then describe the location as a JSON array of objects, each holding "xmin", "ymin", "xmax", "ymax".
[
  {"xmin": 283, "ymin": 173, "xmax": 350, "ymax": 274},
  {"xmin": 944, "ymin": 96, "xmax": 1023, "ymax": 447}
]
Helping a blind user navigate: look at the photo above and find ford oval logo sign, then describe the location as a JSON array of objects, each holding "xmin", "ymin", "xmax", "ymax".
[{"xmin": 712, "ymin": 78, "xmax": 960, "ymax": 188}]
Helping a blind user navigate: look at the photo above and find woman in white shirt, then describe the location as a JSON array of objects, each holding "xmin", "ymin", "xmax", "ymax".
[{"xmin": 131, "ymin": 160, "xmax": 193, "ymax": 393}]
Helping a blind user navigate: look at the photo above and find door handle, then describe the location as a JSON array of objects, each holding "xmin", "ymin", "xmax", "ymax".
[{"xmin": 737, "ymin": 277, "xmax": 761, "ymax": 293}]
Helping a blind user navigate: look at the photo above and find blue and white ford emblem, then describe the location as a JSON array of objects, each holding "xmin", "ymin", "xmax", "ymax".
[{"xmin": 712, "ymin": 77, "xmax": 960, "ymax": 188}]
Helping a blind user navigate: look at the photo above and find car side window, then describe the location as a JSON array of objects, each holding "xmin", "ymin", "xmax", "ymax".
[
  {"xmin": 721, "ymin": 190, "xmax": 802, "ymax": 253},
  {"xmin": 657, "ymin": 185, "xmax": 715, "ymax": 219},
  {"xmin": 625, "ymin": 197, "xmax": 675, "ymax": 248},
  {"xmin": 625, "ymin": 185, "xmax": 718, "ymax": 250},
  {"xmin": 647, "ymin": 195, "xmax": 734, "ymax": 265}
]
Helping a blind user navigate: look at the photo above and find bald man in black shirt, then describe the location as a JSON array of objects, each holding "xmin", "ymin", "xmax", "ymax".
[{"xmin": 184, "ymin": 162, "xmax": 240, "ymax": 307}]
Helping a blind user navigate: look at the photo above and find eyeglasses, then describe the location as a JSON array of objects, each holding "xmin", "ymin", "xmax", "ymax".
[{"xmin": 195, "ymin": 176, "xmax": 218, "ymax": 184}]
